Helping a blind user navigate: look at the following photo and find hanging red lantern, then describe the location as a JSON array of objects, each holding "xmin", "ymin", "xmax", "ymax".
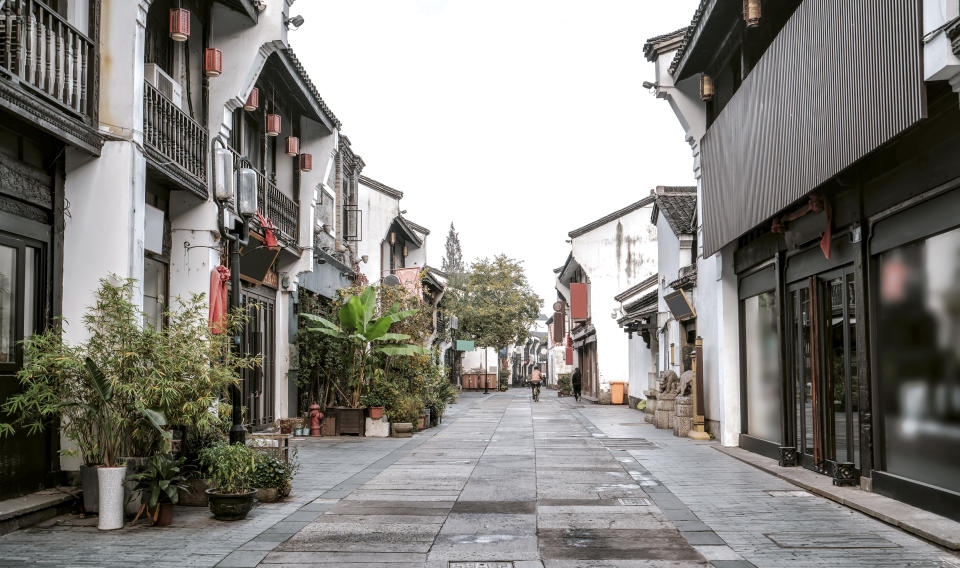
[
  {"xmin": 243, "ymin": 88, "xmax": 259, "ymax": 111},
  {"xmin": 203, "ymin": 48, "xmax": 222, "ymax": 77},
  {"xmin": 266, "ymin": 114, "xmax": 281, "ymax": 137},
  {"xmin": 299, "ymin": 153, "xmax": 312, "ymax": 172},
  {"xmin": 285, "ymin": 137, "xmax": 300, "ymax": 157},
  {"xmin": 169, "ymin": 9, "xmax": 190, "ymax": 42}
]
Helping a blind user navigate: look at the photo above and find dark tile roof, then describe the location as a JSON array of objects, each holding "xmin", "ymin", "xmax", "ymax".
[
  {"xmin": 568, "ymin": 196, "xmax": 656, "ymax": 239},
  {"xmin": 643, "ymin": 27, "xmax": 688, "ymax": 61},
  {"xmin": 614, "ymin": 274, "xmax": 659, "ymax": 303},
  {"xmin": 283, "ymin": 48, "xmax": 342, "ymax": 130},
  {"xmin": 651, "ymin": 186, "xmax": 697, "ymax": 236},
  {"xmin": 403, "ymin": 218, "xmax": 431, "ymax": 236},
  {"xmin": 669, "ymin": 0, "xmax": 712, "ymax": 75},
  {"xmin": 359, "ymin": 175, "xmax": 404, "ymax": 199},
  {"xmin": 623, "ymin": 289, "xmax": 658, "ymax": 315}
]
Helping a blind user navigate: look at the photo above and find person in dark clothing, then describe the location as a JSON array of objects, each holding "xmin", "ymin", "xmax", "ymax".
[{"xmin": 571, "ymin": 367, "xmax": 582, "ymax": 402}]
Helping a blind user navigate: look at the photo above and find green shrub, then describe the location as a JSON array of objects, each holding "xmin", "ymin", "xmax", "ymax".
[
  {"xmin": 250, "ymin": 449, "xmax": 300, "ymax": 490},
  {"xmin": 558, "ymin": 373, "xmax": 572, "ymax": 394},
  {"xmin": 200, "ymin": 442, "xmax": 257, "ymax": 494},
  {"xmin": 389, "ymin": 395, "xmax": 424, "ymax": 428}
]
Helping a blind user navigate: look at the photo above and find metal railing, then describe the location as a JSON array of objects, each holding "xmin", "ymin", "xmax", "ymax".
[
  {"xmin": 143, "ymin": 80, "xmax": 208, "ymax": 185},
  {"xmin": 0, "ymin": 0, "xmax": 96, "ymax": 117},
  {"xmin": 228, "ymin": 149, "xmax": 299, "ymax": 244}
]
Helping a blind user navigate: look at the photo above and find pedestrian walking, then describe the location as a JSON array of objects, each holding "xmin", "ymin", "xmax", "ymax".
[
  {"xmin": 530, "ymin": 365, "xmax": 543, "ymax": 402},
  {"xmin": 572, "ymin": 367, "xmax": 582, "ymax": 402}
]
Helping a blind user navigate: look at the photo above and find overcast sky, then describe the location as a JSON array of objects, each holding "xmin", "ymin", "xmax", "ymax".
[{"xmin": 291, "ymin": 1, "xmax": 699, "ymax": 309}]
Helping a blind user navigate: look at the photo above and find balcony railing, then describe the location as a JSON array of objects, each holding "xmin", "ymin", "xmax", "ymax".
[
  {"xmin": 143, "ymin": 80, "xmax": 208, "ymax": 187},
  {"xmin": 229, "ymin": 149, "xmax": 299, "ymax": 245},
  {"xmin": 0, "ymin": 0, "xmax": 96, "ymax": 118}
]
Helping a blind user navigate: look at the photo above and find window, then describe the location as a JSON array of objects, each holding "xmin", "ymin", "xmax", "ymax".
[
  {"xmin": 877, "ymin": 227, "xmax": 960, "ymax": 493},
  {"xmin": 743, "ymin": 291, "xmax": 782, "ymax": 443}
]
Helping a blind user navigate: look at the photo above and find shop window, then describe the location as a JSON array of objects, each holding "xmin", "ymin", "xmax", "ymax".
[
  {"xmin": 743, "ymin": 291, "xmax": 782, "ymax": 443},
  {"xmin": 877, "ymin": 227, "xmax": 960, "ymax": 493}
]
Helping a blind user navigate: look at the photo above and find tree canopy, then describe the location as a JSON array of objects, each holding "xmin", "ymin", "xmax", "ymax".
[
  {"xmin": 451, "ymin": 255, "xmax": 542, "ymax": 351},
  {"xmin": 441, "ymin": 223, "xmax": 464, "ymax": 277}
]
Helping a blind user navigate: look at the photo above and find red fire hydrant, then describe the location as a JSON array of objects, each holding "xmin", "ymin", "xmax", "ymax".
[{"xmin": 309, "ymin": 403, "xmax": 323, "ymax": 437}]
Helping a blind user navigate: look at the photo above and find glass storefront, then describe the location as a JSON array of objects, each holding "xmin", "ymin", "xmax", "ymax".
[
  {"xmin": 743, "ymin": 291, "xmax": 782, "ymax": 443},
  {"xmin": 877, "ymin": 227, "xmax": 960, "ymax": 494}
]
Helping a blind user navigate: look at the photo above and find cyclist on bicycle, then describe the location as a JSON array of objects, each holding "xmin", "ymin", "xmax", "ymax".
[{"xmin": 530, "ymin": 366, "xmax": 543, "ymax": 402}]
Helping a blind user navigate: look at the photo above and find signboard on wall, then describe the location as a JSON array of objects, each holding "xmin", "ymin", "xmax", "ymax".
[
  {"xmin": 456, "ymin": 340, "xmax": 475, "ymax": 352},
  {"xmin": 570, "ymin": 283, "xmax": 588, "ymax": 320}
]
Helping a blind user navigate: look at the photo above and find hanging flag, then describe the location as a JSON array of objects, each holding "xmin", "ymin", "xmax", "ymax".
[{"xmin": 256, "ymin": 212, "xmax": 279, "ymax": 249}]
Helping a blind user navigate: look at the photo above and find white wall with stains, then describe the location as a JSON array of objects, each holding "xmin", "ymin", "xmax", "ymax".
[{"xmin": 570, "ymin": 204, "xmax": 658, "ymax": 397}]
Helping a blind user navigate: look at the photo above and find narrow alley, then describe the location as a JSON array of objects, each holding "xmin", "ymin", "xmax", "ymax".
[{"xmin": 2, "ymin": 391, "xmax": 955, "ymax": 568}]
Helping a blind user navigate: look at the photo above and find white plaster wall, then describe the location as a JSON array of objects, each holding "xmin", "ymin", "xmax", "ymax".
[
  {"xmin": 168, "ymin": 197, "xmax": 220, "ymax": 305},
  {"xmin": 923, "ymin": 0, "xmax": 960, "ymax": 82},
  {"xmin": 626, "ymin": 332, "xmax": 652, "ymax": 395},
  {"xmin": 274, "ymin": 290, "xmax": 291, "ymax": 419},
  {"xmin": 406, "ymin": 232, "xmax": 428, "ymax": 268},
  {"xmin": 571, "ymin": 205, "xmax": 657, "ymax": 393},
  {"xmin": 356, "ymin": 183, "xmax": 400, "ymax": 283}
]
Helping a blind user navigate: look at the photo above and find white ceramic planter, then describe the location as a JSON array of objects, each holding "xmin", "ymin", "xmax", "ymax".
[{"xmin": 97, "ymin": 465, "xmax": 127, "ymax": 530}]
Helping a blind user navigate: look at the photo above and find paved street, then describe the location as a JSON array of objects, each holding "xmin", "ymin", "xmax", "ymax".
[{"xmin": 1, "ymin": 390, "xmax": 958, "ymax": 567}]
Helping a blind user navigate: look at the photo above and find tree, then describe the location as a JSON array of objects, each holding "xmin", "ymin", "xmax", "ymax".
[
  {"xmin": 441, "ymin": 223, "xmax": 464, "ymax": 277},
  {"xmin": 301, "ymin": 286, "xmax": 430, "ymax": 408},
  {"xmin": 453, "ymin": 255, "xmax": 542, "ymax": 366}
]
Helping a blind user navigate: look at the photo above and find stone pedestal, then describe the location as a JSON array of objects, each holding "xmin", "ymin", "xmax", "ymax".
[
  {"xmin": 655, "ymin": 392, "xmax": 676, "ymax": 430},
  {"xmin": 644, "ymin": 389, "xmax": 658, "ymax": 424},
  {"xmin": 365, "ymin": 417, "xmax": 390, "ymax": 438},
  {"xmin": 391, "ymin": 422, "xmax": 413, "ymax": 438},
  {"xmin": 674, "ymin": 396, "xmax": 693, "ymax": 437}
]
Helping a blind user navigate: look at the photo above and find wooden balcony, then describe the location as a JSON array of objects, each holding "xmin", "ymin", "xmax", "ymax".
[
  {"xmin": 0, "ymin": 0, "xmax": 101, "ymax": 154},
  {"xmin": 143, "ymin": 80, "xmax": 208, "ymax": 198}
]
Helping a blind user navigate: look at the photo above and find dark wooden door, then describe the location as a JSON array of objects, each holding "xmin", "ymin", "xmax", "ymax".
[
  {"xmin": 240, "ymin": 288, "xmax": 275, "ymax": 429},
  {"xmin": 0, "ymin": 233, "xmax": 52, "ymax": 499}
]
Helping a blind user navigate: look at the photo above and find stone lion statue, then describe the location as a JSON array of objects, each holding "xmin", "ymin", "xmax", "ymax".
[
  {"xmin": 659, "ymin": 370, "xmax": 680, "ymax": 395},
  {"xmin": 679, "ymin": 370, "xmax": 694, "ymax": 397}
]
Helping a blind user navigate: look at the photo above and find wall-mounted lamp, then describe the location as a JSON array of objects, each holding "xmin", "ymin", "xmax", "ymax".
[
  {"xmin": 743, "ymin": 0, "xmax": 761, "ymax": 28},
  {"xmin": 284, "ymin": 14, "xmax": 305, "ymax": 30},
  {"xmin": 299, "ymin": 153, "xmax": 313, "ymax": 172},
  {"xmin": 402, "ymin": 245, "xmax": 408, "ymax": 258},
  {"xmin": 389, "ymin": 232, "xmax": 396, "ymax": 245},
  {"xmin": 699, "ymin": 74, "xmax": 715, "ymax": 102}
]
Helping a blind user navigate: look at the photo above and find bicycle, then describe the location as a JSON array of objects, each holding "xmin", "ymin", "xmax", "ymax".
[{"xmin": 531, "ymin": 381, "xmax": 541, "ymax": 402}]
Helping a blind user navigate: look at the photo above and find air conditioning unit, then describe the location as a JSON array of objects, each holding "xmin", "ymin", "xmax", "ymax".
[{"xmin": 144, "ymin": 63, "xmax": 183, "ymax": 109}]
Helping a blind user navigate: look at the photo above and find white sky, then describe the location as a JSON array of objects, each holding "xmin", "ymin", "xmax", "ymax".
[{"xmin": 291, "ymin": 1, "xmax": 699, "ymax": 309}]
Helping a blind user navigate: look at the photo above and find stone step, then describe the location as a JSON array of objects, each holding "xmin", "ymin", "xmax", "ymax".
[{"xmin": 0, "ymin": 487, "xmax": 80, "ymax": 536}]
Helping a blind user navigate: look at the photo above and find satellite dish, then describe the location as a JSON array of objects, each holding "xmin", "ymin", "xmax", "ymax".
[{"xmin": 382, "ymin": 274, "xmax": 401, "ymax": 287}]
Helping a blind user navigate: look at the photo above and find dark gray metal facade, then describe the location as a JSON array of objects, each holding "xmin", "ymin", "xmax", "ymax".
[{"xmin": 700, "ymin": 0, "xmax": 925, "ymax": 256}]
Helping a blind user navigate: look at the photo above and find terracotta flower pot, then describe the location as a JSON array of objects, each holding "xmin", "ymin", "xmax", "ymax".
[
  {"xmin": 368, "ymin": 406, "xmax": 384, "ymax": 420},
  {"xmin": 155, "ymin": 502, "xmax": 174, "ymax": 526}
]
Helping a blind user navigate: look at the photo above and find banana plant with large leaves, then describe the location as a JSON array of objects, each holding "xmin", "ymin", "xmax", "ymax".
[{"xmin": 301, "ymin": 286, "xmax": 430, "ymax": 407}]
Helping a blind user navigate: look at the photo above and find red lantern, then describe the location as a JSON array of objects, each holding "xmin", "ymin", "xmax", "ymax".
[
  {"xmin": 244, "ymin": 88, "xmax": 259, "ymax": 111},
  {"xmin": 299, "ymin": 153, "xmax": 312, "ymax": 172},
  {"xmin": 285, "ymin": 137, "xmax": 299, "ymax": 157},
  {"xmin": 169, "ymin": 9, "xmax": 190, "ymax": 42},
  {"xmin": 266, "ymin": 114, "xmax": 281, "ymax": 137},
  {"xmin": 203, "ymin": 48, "xmax": 222, "ymax": 77}
]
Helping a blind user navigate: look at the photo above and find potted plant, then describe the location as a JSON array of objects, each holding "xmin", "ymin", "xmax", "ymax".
[
  {"xmin": 251, "ymin": 449, "xmax": 299, "ymax": 502},
  {"xmin": 361, "ymin": 392, "xmax": 386, "ymax": 420},
  {"xmin": 128, "ymin": 454, "xmax": 190, "ymax": 526},
  {"xmin": 201, "ymin": 442, "xmax": 257, "ymax": 521}
]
